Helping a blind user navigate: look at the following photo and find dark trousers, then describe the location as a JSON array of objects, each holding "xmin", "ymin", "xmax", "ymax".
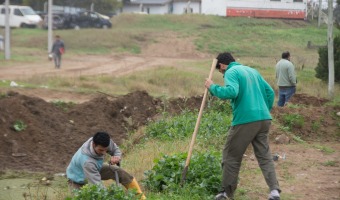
[
  {"xmin": 53, "ymin": 53, "xmax": 62, "ymax": 68},
  {"xmin": 221, "ymin": 120, "xmax": 280, "ymax": 198},
  {"xmin": 68, "ymin": 164, "xmax": 134, "ymax": 192},
  {"xmin": 277, "ymin": 86, "xmax": 296, "ymax": 107}
]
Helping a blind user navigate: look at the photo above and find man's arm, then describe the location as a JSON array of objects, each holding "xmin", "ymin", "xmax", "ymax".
[
  {"xmin": 208, "ymin": 72, "xmax": 239, "ymax": 100},
  {"xmin": 83, "ymin": 161, "xmax": 102, "ymax": 185},
  {"xmin": 107, "ymin": 139, "xmax": 122, "ymax": 164},
  {"xmin": 288, "ymin": 63, "xmax": 297, "ymax": 85},
  {"xmin": 262, "ymin": 79, "xmax": 275, "ymax": 111}
]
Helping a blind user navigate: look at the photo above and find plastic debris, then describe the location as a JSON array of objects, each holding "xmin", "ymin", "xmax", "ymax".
[{"xmin": 10, "ymin": 81, "xmax": 18, "ymax": 87}]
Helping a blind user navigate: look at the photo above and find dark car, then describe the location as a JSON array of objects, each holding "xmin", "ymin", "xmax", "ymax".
[{"xmin": 43, "ymin": 11, "xmax": 111, "ymax": 29}]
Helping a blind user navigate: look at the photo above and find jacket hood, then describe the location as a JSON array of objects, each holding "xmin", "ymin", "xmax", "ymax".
[{"xmin": 81, "ymin": 138, "xmax": 105, "ymax": 160}]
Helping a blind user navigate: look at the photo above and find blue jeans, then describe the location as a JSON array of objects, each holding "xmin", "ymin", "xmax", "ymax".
[{"xmin": 277, "ymin": 86, "xmax": 296, "ymax": 107}]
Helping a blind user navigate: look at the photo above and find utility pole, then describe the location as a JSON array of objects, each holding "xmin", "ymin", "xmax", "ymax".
[
  {"xmin": 318, "ymin": 0, "xmax": 322, "ymax": 27},
  {"xmin": 327, "ymin": 0, "xmax": 334, "ymax": 99},
  {"xmin": 4, "ymin": 0, "xmax": 10, "ymax": 60},
  {"xmin": 48, "ymin": 0, "xmax": 53, "ymax": 53}
]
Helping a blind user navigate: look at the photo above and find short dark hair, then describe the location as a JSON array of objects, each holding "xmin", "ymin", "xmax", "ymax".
[
  {"xmin": 216, "ymin": 52, "xmax": 235, "ymax": 69},
  {"xmin": 282, "ymin": 51, "xmax": 290, "ymax": 59},
  {"xmin": 93, "ymin": 132, "xmax": 110, "ymax": 147}
]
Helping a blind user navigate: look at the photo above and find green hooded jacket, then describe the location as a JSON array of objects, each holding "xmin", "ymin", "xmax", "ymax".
[{"xmin": 209, "ymin": 62, "xmax": 274, "ymax": 126}]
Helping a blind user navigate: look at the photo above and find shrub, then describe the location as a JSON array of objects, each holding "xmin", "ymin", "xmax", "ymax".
[
  {"xmin": 66, "ymin": 184, "xmax": 140, "ymax": 200},
  {"xmin": 143, "ymin": 152, "xmax": 222, "ymax": 196},
  {"xmin": 146, "ymin": 98, "xmax": 231, "ymax": 141},
  {"xmin": 282, "ymin": 113, "xmax": 304, "ymax": 131},
  {"xmin": 315, "ymin": 35, "xmax": 340, "ymax": 82}
]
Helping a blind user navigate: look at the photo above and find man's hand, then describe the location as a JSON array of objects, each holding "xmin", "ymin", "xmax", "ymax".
[
  {"xmin": 205, "ymin": 79, "xmax": 213, "ymax": 89},
  {"xmin": 110, "ymin": 156, "xmax": 121, "ymax": 165}
]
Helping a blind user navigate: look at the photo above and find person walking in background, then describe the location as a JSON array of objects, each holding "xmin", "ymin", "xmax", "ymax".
[
  {"xmin": 66, "ymin": 131, "xmax": 146, "ymax": 199},
  {"xmin": 205, "ymin": 52, "xmax": 281, "ymax": 200},
  {"xmin": 275, "ymin": 51, "xmax": 297, "ymax": 107},
  {"xmin": 50, "ymin": 35, "xmax": 65, "ymax": 69}
]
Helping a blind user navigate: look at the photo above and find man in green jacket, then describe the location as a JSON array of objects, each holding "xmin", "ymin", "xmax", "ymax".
[{"xmin": 205, "ymin": 52, "xmax": 281, "ymax": 200}]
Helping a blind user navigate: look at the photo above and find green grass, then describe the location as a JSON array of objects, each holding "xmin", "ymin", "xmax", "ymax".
[{"xmin": 1, "ymin": 15, "xmax": 339, "ymax": 66}]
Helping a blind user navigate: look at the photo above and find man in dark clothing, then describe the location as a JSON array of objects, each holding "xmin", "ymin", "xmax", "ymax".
[
  {"xmin": 205, "ymin": 52, "xmax": 281, "ymax": 200},
  {"xmin": 51, "ymin": 35, "xmax": 65, "ymax": 69}
]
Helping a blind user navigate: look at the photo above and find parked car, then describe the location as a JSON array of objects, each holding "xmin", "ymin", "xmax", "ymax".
[
  {"xmin": 0, "ymin": 5, "xmax": 42, "ymax": 28},
  {"xmin": 42, "ymin": 11, "xmax": 111, "ymax": 29}
]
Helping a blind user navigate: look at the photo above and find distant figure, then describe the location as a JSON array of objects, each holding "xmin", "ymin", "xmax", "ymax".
[
  {"xmin": 50, "ymin": 35, "xmax": 65, "ymax": 69},
  {"xmin": 66, "ymin": 131, "xmax": 146, "ymax": 199},
  {"xmin": 275, "ymin": 51, "xmax": 297, "ymax": 107}
]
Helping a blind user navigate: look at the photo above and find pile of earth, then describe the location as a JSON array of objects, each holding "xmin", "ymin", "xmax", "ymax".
[
  {"xmin": 0, "ymin": 91, "xmax": 338, "ymax": 173},
  {"xmin": 0, "ymin": 90, "xmax": 202, "ymax": 173}
]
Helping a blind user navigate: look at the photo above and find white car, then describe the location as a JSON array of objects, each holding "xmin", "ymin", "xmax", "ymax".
[{"xmin": 0, "ymin": 5, "xmax": 42, "ymax": 28}]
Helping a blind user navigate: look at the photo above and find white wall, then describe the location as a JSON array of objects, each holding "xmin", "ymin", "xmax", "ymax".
[
  {"xmin": 172, "ymin": 2, "xmax": 201, "ymax": 14},
  {"xmin": 202, "ymin": 0, "xmax": 307, "ymax": 16},
  {"xmin": 123, "ymin": 4, "xmax": 170, "ymax": 14},
  {"xmin": 145, "ymin": 5, "xmax": 170, "ymax": 14},
  {"xmin": 225, "ymin": 0, "xmax": 307, "ymax": 10},
  {"xmin": 201, "ymin": 0, "xmax": 228, "ymax": 16}
]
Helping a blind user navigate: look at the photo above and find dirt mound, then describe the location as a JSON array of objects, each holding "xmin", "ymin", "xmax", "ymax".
[
  {"xmin": 271, "ymin": 93, "xmax": 339, "ymax": 141},
  {"xmin": 0, "ymin": 91, "xmax": 338, "ymax": 173},
  {"xmin": 0, "ymin": 91, "xmax": 203, "ymax": 173},
  {"xmin": 289, "ymin": 93, "xmax": 329, "ymax": 106}
]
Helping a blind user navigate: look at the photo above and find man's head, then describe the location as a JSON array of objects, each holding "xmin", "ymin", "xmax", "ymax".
[
  {"xmin": 55, "ymin": 35, "xmax": 60, "ymax": 40},
  {"xmin": 92, "ymin": 132, "xmax": 110, "ymax": 156},
  {"xmin": 216, "ymin": 52, "xmax": 235, "ymax": 74},
  {"xmin": 282, "ymin": 51, "xmax": 290, "ymax": 60}
]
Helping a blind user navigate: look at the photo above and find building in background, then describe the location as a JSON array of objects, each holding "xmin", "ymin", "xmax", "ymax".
[
  {"xmin": 119, "ymin": 0, "xmax": 201, "ymax": 15},
  {"xmin": 119, "ymin": 0, "xmax": 307, "ymax": 20},
  {"xmin": 202, "ymin": 0, "xmax": 307, "ymax": 19}
]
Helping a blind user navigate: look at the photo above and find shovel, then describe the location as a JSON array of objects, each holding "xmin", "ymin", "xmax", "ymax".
[{"xmin": 181, "ymin": 58, "xmax": 217, "ymax": 186}]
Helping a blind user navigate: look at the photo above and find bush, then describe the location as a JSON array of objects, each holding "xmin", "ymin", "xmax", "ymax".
[
  {"xmin": 315, "ymin": 35, "xmax": 340, "ymax": 82},
  {"xmin": 66, "ymin": 184, "xmax": 140, "ymax": 200},
  {"xmin": 145, "ymin": 98, "xmax": 231, "ymax": 141},
  {"xmin": 143, "ymin": 152, "xmax": 222, "ymax": 196}
]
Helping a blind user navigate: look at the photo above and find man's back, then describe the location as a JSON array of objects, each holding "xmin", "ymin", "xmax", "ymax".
[{"xmin": 276, "ymin": 59, "xmax": 296, "ymax": 87}]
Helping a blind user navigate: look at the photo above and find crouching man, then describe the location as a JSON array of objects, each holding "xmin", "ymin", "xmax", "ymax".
[{"xmin": 66, "ymin": 131, "xmax": 146, "ymax": 199}]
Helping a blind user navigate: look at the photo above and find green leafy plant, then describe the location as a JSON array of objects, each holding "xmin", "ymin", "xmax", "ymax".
[
  {"xmin": 143, "ymin": 152, "xmax": 222, "ymax": 196},
  {"xmin": 146, "ymin": 101, "xmax": 231, "ymax": 141},
  {"xmin": 66, "ymin": 184, "xmax": 140, "ymax": 200},
  {"xmin": 292, "ymin": 135, "xmax": 305, "ymax": 143},
  {"xmin": 311, "ymin": 121, "xmax": 321, "ymax": 132},
  {"xmin": 13, "ymin": 120, "xmax": 27, "ymax": 132},
  {"xmin": 322, "ymin": 160, "xmax": 338, "ymax": 167},
  {"xmin": 52, "ymin": 100, "xmax": 75, "ymax": 112},
  {"xmin": 313, "ymin": 144, "xmax": 335, "ymax": 154},
  {"xmin": 282, "ymin": 113, "xmax": 304, "ymax": 131}
]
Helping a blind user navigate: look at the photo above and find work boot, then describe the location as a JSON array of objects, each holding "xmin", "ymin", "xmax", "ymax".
[
  {"xmin": 215, "ymin": 192, "xmax": 228, "ymax": 200},
  {"xmin": 125, "ymin": 178, "xmax": 146, "ymax": 200}
]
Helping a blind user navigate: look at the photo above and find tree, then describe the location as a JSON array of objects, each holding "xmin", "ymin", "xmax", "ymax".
[{"xmin": 315, "ymin": 35, "xmax": 340, "ymax": 83}]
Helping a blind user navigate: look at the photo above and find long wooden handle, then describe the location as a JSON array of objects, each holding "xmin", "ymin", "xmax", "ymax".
[{"xmin": 181, "ymin": 58, "xmax": 217, "ymax": 185}]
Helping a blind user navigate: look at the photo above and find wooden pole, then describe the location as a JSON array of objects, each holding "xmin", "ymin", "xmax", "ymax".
[
  {"xmin": 327, "ymin": 0, "xmax": 334, "ymax": 99},
  {"xmin": 181, "ymin": 58, "xmax": 217, "ymax": 186}
]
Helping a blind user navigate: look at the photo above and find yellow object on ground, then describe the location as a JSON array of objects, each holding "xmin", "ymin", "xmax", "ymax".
[{"xmin": 126, "ymin": 178, "xmax": 146, "ymax": 200}]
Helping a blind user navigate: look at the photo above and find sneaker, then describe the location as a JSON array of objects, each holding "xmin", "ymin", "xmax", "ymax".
[
  {"xmin": 268, "ymin": 196, "xmax": 280, "ymax": 200},
  {"xmin": 215, "ymin": 192, "xmax": 228, "ymax": 200}
]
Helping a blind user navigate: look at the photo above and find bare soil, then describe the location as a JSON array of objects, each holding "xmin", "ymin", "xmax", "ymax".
[{"xmin": 0, "ymin": 33, "xmax": 339, "ymax": 199}]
